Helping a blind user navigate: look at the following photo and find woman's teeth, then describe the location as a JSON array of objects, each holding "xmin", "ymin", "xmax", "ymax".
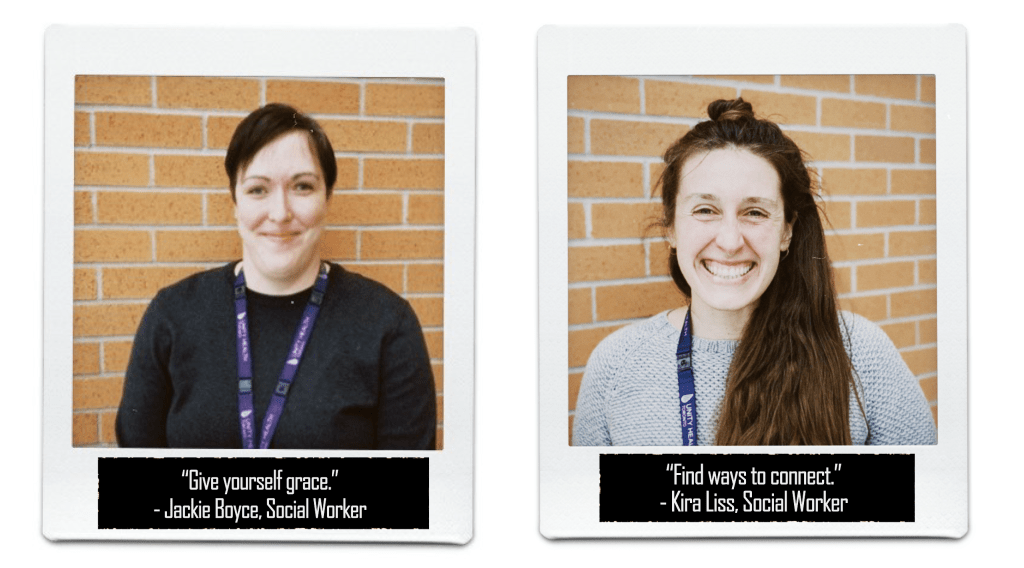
[{"xmin": 703, "ymin": 260, "xmax": 754, "ymax": 279}]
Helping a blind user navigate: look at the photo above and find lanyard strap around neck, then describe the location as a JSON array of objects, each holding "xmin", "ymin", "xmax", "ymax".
[
  {"xmin": 676, "ymin": 309, "xmax": 698, "ymax": 446},
  {"xmin": 234, "ymin": 263, "xmax": 330, "ymax": 449}
]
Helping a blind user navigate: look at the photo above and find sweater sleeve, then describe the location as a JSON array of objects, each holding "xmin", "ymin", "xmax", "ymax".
[
  {"xmin": 115, "ymin": 294, "xmax": 174, "ymax": 447},
  {"xmin": 375, "ymin": 301, "xmax": 437, "ymax": 450},
  {"xmin": 843, "ymin": 312, "xmax": 937, "ymax": 445},
  {"xmin": 572, "ymin": 333, "xmax": 617, "ymax": 446}
]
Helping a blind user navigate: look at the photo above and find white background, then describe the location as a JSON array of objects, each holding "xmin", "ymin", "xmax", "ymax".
[{"xmin": 6, "ymin": 0, "xmax": 1015, "ymax": 564}]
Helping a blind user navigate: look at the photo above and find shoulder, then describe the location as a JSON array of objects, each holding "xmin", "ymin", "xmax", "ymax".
[
  {"xmin": 148, "ymin": 264, "xmax": 234, "ymax": 312},
  {"xmin": 326, "ymin": 264, "xmax": 419, "ymax": 328},
  {"xmin": 837, "ymin": 310, "xmax": 901, "ymax": 362},
  {"xmin": 587, "ymin": 312, "xmax": 676, "ymax": 370}
]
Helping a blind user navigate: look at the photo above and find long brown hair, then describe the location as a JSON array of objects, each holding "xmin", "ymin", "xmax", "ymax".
[{"xmin": 659, "ymin": 98, "xmax": 864, "ymax": 445}]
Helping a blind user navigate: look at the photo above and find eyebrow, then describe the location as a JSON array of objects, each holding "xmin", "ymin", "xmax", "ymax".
[
  {"xmin": 241, "ymin": 172, "xmax": 321, "ymax": 183},
  {"xmin": 682, "ymin": 193, "xmax": 781, "ymax": 207}
]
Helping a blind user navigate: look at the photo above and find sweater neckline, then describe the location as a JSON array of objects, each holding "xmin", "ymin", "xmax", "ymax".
[{"xmin": 658, "ymin": 311, "xmax": 739, "ymax": 354}]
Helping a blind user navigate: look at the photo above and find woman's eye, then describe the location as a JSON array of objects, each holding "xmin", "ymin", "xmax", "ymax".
[
  {"xmin": 295, "ymin": 183, "xmax": 315, "ymax": 192},
  {"xmin": 245, "ymin": 186, "xmax": 266, "ymax": 196},
  {"xmin": 745, "ymin": 209, "xmax": 768, "ymax": 218},
  {"xmin": 693, "ymin": 207, "xmax": 716, "ymax": 216}
]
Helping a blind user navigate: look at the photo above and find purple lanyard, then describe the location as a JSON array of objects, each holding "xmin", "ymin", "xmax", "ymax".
[
  {"xmin": 676, "ymin": 309, "xmax": 698, "ymax": 445},
  {"xmin": 234, "ymin": 263, "xmax": 329, "ymax": 449}
]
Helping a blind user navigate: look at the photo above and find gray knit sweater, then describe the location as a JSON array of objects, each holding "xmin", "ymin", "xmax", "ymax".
[{"xmin": 572, "ymin": 311, "xmax": 936, "ymax": 446}]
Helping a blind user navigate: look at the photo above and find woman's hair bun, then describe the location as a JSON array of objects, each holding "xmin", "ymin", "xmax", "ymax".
[{"xmin": 707, "ymin": 98, "xmax": 755, "ymax": 122}]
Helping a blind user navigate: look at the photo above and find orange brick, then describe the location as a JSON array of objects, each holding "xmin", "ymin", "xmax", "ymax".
[
  {"xmin": 880, "ymin": 321, "xmax": 916, "ymax": 349},
  {"xmin": 265, "ymin": 80, "xmax": 360, "ymax": 115},
  {"xmin": 436, "ymin": 395, "xmax": 444, "ymax": 424},
  {"xmin": 568, "ymin": 161, "xmax": 644, "ymax": 197},
  {"xmin": 891, "ymin": 169, "xmax": 936, "ymax": 195},
  {"xmin": 409, "ymin": 297, "xmax": 443, "ymax": 327},
  {"xmin": 739, "ymin": 90, "xmax": 816, "ymax": 125},
  {"xmin": 94, "ymin": 112, "xmax": 202, "ymax": 148},
  {"xmin": 321, "ymin": 119, "xmax": 407, "ymax": 153},
  {"xmin": 568, "ymin": 244, "xmax": 646, "ymax": 282},
  {"xmin": 408, "ymin": 194, "xmax": 444, "ymax": 225},
  {"xmin": 855, "ymin": 135, "xmax": 915, "ymax": 163},
  {"xmin": 424, "ymin": 330, "xmax": 443, "ymax": 359},
  {"xmin": 207, "ymin": 191, "xmax": 236, "ymax": 225},
  {"xmin": 919, "ymin": 376, "xmax": 937, "ymax": 401},
  {"xmin": 589, "ymin": 120, "xmax": 688, "ymax": 157},
  {"xmin": 649, "ymin": 240, "xmax": 673, "ymax": 276},
  {"xmin": 73, "ymin": 376, "xmax": 125, "ymax": 410},
  {"xmin": 73, "ymin": 342, "xmax": 100, "ymax": 375},
  {"xmin": 335, "ymin": 158, "xmax": 359, "ymax": 190},
  {"xmin": 890, "ymin": 289, "xmax": 937, "ymax": 318},
  {"xmin": 207, "ymin": 115, "xmax": 243, "ymax": 150},
  {"xmin": 433, "ymin": 363, "xmax": 444, "ymax": 391},
  {"xmin": 920, "ymin": 76, "xmax": 936, "ymax": 103},
  {"xmin": 857, "ymin": 261, "xmax": 915, "ymax": 292},
  {"xmin": 591, "ymin": 202, "xmax": 661, "ymax": 239},
  {"xmin": 918, "ymin": 259, "xmax": 937, "ymax": 284},
  {"xmin": 436, "ymin": 427, "xmax": 443, "ymax": 450},
  {"xmin": 74, "ymin": 112, "xmax": 91, "ymax": 146},
  {"xmin": 75, "ymin": 230, "xmax": 152, "ymax": 262},
  {"xmin": 75, "ymin": 152, "xmax": 149, "ymax": 187},
  {"xmin": 102, "ymin": 266, "xmax": 204, "ymax": 299},
  {"xmin": 74, "ymin": 268, "xmax": 97, "ymax": 300},
  {"xmin": 100, "ymin": 410, "xmax": 118, "ymax": 444},
  {"xmin": 644, "ymin": 81, "xmax": 734, "ymax": 118},
  {"xmin": 568, "ymin": 324, "xmax": 623, "ymax": 368},
  {"xmin": 930, "ymin": 405, "xmax": 937, "ymax": 424},
  {"xmin": 157, "ymin": 77, "xmax": 259, "ymax": 110},
  {"xmin": 568, "ymin": 202, "xmax": 586, "ymax": 239},
  {"xmin": 820, "ymin": 200, "xmax": 851, "ymax": 229},
  {"xmin": 320, "ymin": 230, "xmax": 358, "ymax": 260},
  {"xmin": 413, "ymin": 123, "xmax": 444, "ymax": 154},
  {"xmin": 569, "ymin": 287, "xmax": 593, "ymax": 325},
  {"xmin": 154, "ymin": 155, "xmax": 225, "ymax": 188},
  {"xmin": 919, "ymin": 317, "xmax": 937, "ymax": 344},
  {"xmin": 73, "ymin": 303, "xmax": 147, "ymax": 337},
  {"xmin": 568, "ymin": 117, "xmax": 585, "ymax": 154},
  {"xmin": 348, "ymin": 263, "xmax": 404, "ymax": 293},
  {"xmin": 785, "ymin": 131, "xmax": 850, "ymax": 162},
  {"xmin": 408, "ymin": 263, "xmax": 443, "ymax": 292},
  {"xmin": 363, "ymin": 159, "xmax": 444, "ymax": 190},
  {"xmin": 834, "ymin": 266, "xmax": 851, "ymax": 295},
  {"xmin": 96, "ymin": 191, "xmax": 203, "ymax": 225},
  {"xmin": 75, "ymin": 75, "xmax": 151, "ymax": 106},
  {"xmin": 821, "ymin": 99, "xmax": 886, "ymax": 129},
  {"xmin": 698, "ymin": 75, "xmax": 774, "ymax": 84},
  {"xmin": 919, "ymin": 199, "xmax": 936, "ymax": 225},
  {"xmin": 838, "ymin": 294, "xmax": 887, "ymax": 322},
  {"xmin": 856, "ymin": 199, "xmax": 916, "ymax": 228},
  {"xmin": 72, "ymin": 413, "xmax": 99, "ymax": 446},
  {"xmin": 891, "ymin": 105, "xmax": 936, "ymax": 133},
  {"xmin": 567, "ymin": 76, "xmax": 640, "ymax": 114},
  {"xmin": 889, "ymin": 230, "xmax": 936, "ymax": 257},
  {"xmin": 103, "ymin": 340, "xmax": 133, "ymax": 373},
  {"xmin": 780, "ymin": 75, "xmax": 850, "ymax": 93},
  {"xmin": 362, "ymin": 230, "xmax": 444, "ymax": 260},
  {"xmin": 325, "ymin": 193, "xmax": 403, "ymax": 225},
  {"xmin": 595, "ymin": 280, "xmax": 680, "ymax": 321},
  {"xmin": 650, "ymin": 163, "xmax": 666, "ymax": 194},
  {"xmin": 902, "ymin": 346, "xmax": 937, "ymax": 375},
  {"xmin": 365, "ymin": 83, "xmax": 444, "ymax": 117},
  {"xmin": 919, "ymin": 139, "xmax": 936, "ymax": 164},
  {"xmin": 74, "ymin": 191, "xmax": 94, "ymax": 224},
  {"xmin": 568, "ymin": 415, "xmax": 574, "ymax": 445},
  {"xmin": 855, "ymin": 75, "xmax": 917, "ymax": 100},
  {"xmin": 569, "ymin": 371, "xmax": 584, "ymax": 411},
  {"xmin": 825, "ymin": 232, "xmax": 885, "ymax": 262},
  {"xmin": 155, "ymin": 230, "xmax": 241, "ymax": 261}
]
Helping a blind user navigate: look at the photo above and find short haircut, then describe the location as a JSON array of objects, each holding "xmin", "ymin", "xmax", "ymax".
[{"xmin": 224, "ymin": 103, "xmax": 337, "ymax": 201}]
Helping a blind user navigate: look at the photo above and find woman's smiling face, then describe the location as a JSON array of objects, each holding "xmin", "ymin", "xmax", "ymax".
[
  {"xmin": 671, "ymin": 147, "xmax": 793, "ymax": 323},
  {"xmin": 234, "ymin": 130, "xmax": 328, "ymax": 292}
]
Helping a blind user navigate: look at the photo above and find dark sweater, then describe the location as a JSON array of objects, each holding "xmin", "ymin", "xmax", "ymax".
[{"xmin": 116, "ymin": 262, "xmax": 436, "ymax": 449}]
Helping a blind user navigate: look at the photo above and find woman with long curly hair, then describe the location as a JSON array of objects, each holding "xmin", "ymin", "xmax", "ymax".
[{"xmin": 573, "ymin": 98, "xmax": 935, "ymax": 446}]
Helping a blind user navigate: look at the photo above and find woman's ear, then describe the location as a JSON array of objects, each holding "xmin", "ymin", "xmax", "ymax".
[{"xmin": 781, "ymin": 213, "xmax": 796, "ymax": 251}]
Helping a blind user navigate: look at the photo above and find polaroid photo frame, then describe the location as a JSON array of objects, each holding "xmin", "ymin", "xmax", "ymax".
[
  {"xmin": 539, "ymin": 26, "xmax": 966, "ymax": 538},
  {"xmin": 43, "ymin": 26, "xmax": 474, "ymax": 542}
]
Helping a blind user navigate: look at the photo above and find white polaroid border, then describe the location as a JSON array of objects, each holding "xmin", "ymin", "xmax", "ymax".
[
  {"xmin": 539, "ymin": 26, "xmax": 966, "ymax": 538},
  {"xmin": 43, "ymin": 26, "xmax": 475, "ymax": 542}
]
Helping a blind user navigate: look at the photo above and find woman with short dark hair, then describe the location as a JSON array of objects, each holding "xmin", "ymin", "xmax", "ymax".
[{"xmin": 116, "ymin": 103, "xmax": 436, "ymax": 449}]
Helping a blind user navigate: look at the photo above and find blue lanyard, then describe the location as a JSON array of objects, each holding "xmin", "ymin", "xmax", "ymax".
[
  {"xmin": 234, "ymin": 263, "xmax": 330, "ymax": 449},
  {"xmin": 676, "ymin": 309, "xmax": 698, "ymax": 445}
]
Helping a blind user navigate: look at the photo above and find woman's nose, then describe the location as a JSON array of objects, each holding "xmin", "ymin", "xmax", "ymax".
[
  {"xmin": 267, "ymin": 188, "xmax": 293, "ymax": 222},
  {"xmin": 715, "ymin": 216, "xmax": 744, "ymax": 253}
]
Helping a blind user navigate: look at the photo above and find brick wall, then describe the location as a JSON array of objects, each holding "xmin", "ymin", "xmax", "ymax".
[
  {"xmin": 72, "ymin": 75, "xmax": 445, "ymax": 448},
  {"xmin": 567, "ymin": 75, "xmax": 937, "ymax": 443}
]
